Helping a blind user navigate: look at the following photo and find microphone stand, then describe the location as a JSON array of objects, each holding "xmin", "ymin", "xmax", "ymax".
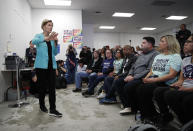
[{"xmin": 8, "ymin": 57, "xmax": 29, "ymax": 108}]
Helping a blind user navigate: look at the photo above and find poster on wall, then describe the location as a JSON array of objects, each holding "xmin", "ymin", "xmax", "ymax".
[
  {"xmin": 73, "ymin": 36, "xmax": 83, "ymax": 43},
  {"xmin": 73, "ymin": 42, "xmax": 83, "ymax": 49},
  {"xmin": 63, "ymin": 30, "xmax": 73, "ymax": 36},
  {"xmin": 73, "ymin": 29, "xmax": 82, "ymax": 36},
  {"xmin": 63, "ymin": 29, "xmax": 83, "ymax": 49},
  {"xmin": 57, "ymin": 44, "xmax": 60, "ymax": 53},
  {"xmin": 63, "ymin": 36, "xmax": 73, "ymax": 43}
]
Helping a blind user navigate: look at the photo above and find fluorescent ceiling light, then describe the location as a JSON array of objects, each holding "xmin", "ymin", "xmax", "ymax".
[
  {"xmin": 99, "ymin": 26, "xmax": 115, "ymax": 29},
  {"xmin": 44, "ymin": 0, "xmax": 71, "ymax": 6},
  {"xmin": 166, "ymin": 16, "xmax": 188, "ymax": 20},
  {"xmin": 140, "ymin": 27, "xmax": 156, "ymax": 30},
  {"xmin": 112, "ymin": 12, "xmax": 135, "ymax": 17}
]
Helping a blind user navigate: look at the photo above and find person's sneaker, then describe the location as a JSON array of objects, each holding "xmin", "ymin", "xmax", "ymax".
[
  {"xmin": 49, "ymin": 110, "xmax": 62, "ymax": 117},
  {"xmin": 82, "ymin": 90, "xmax": 94, "ymax": 97},
  {"xmin": 99, "ymin": 98, "xmax": 117, "ymax": 104},
  {"xmin": 72, "ymin": 88, "xmax": 82, "ymax": 92},
  {"xmin": 119, "ymin": 108, "xmax": 132, "ymax": 115},
  {"xmin": 97, "ymin": 91, "xmax": 106, "ymax": 99},
  {"xmin": 40, "ymin": 106, "xmax": 48, "ymax": 113}
]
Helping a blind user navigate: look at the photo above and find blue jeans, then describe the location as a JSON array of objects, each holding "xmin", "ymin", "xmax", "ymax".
[
  {"xmin": 88, "ymin": 73, "xmax": 106, "ymax": 93},
  {"xmin": 102, "ymin": 76, "xmax": 114, "ymax": 95},
  {"xmin": 75, "ymin": 72, "xmax": 90, "ymax": 89}
]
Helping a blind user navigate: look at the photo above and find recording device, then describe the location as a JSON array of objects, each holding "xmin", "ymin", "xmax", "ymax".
[{"xmin": 148, "ymin": 75, "xmax": 158, "ymax": 78}]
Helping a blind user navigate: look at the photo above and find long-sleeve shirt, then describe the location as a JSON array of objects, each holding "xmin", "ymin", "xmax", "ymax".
[
  {"xmin": 102, "ymin": 58, "xmax": 114, "ymax": 74},
  {"xmin": 129, "ymin": 49, "xmax": 159, "ymax": 79}
]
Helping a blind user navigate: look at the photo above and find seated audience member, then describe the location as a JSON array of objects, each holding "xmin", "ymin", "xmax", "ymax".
[
  {"xmin": 99, "ymin": 45, "xmax": 137, "ymax": 103},
  {"xmin": 137, "ymin": 35, "xmax": 182, "ymax": 122},
  {"xmin": 82, "ymin": 49, "xmax": 114, "ymax": 97},
  {"xmin": 131, "ymin": 46, "xmax": 138, "ymax": 55},
  {"xmin": 114, "ymin": 37, "xmax": 159, "ymax": 115},
  {"xmin": 56, "ymin": 60, "xmax": 67, "ymax": 89},
  {"xmin": 25, "ymin": 40, "xmax": 36, "ymax": 67},
  {"xmin": 77, "ymin": 59, "xmax": 87, "ymax": 73},
  {"xmin": 153, "ymin": 34, "xmax": 193, "ymax": 125},
  {"xmin": 72, "ymin": 50, "xmax": 103, "ymax": 92},
  {"xmin": 136, "ymin": 45, "xmax": 143, "ymax": 55},
  {"xmin": 97, "ymin": 49, "xmax": 124, "ymax": 99},
  {"xmin": 100, "ymin": 47, "xmax": 106, "ymax": 60},
  {"xmin": 79, "ymin": 46, "xmax": 92, "ymax": 65}
]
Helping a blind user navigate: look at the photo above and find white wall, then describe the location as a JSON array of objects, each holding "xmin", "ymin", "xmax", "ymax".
[
  {"xmin": 83, "ymin": 24, "xmax": 156, "ymax": 49},
  {"xmin": 32, "ymin": 9, "xmax": 82, "ymax": 60},
  {"xmin": 82, "ymin": 24, "xmax": 94, "ymax": 48},
  {"xmin": 0, "ymin": 0, "xmax": 32, "ymax": 102}
]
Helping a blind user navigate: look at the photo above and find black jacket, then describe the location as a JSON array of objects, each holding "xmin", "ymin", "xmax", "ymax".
[
  {"xmin": 87, "ymin": 57, "xmax": 103, "ymax": 73},
  {"xmin": 117, "ymin": 54, "xmax": 137, "ymax": 78},
  {"xmin": 79, "ymin": 50, "xmax": 92, "ymax": 65}
]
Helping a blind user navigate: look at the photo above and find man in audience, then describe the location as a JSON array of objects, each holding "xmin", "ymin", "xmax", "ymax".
[
  {"xmin": 115, "ymin": 37, "xmax": 159, "ymax": 115},
  {"xmin": 73, "ymin": 50, "xmax": 103, "ymax": 92},
  {"xmin": 176, "ymin": 24, "xmax": 191, "ymax": 58},
  {"xmin": 79, "ymin": 46, "xmax": 92, "ymax": 65},
  {"xmin": 82, "ymin": 49, "xmax": 114, "ymax": 97},
  {"xmin": 25, "ymin": 40, "xmax": 36, "ymax": 67}
]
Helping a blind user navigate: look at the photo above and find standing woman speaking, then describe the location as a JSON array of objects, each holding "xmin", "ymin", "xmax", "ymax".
[{"xmin": 32, "ymin": 19, "xmax": 62, "ymax": 117}]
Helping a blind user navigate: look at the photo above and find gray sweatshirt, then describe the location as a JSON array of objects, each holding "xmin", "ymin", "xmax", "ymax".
[{"xmin": 128, "ymin": 49, "xmax": 159, "ymax": 79}]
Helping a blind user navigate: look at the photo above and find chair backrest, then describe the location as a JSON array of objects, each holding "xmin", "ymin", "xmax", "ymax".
[{"xmin": 181, "ymin": 120, "xmax": 193, "ymax": 131}]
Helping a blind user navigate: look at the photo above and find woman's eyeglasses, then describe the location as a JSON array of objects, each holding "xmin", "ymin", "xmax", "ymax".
[{"xmin": 185, "ymin": 40, "xmax": 193, "ymax": 43}]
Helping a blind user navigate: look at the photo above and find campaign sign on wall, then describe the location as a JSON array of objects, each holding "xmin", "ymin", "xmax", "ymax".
[
  {"xmin": 73, "ymin": 36, "xmax": 83, "ymax": 43},
  {"xmin": 63, "ymin": 36, "xmax": 73, "ymax": 43},
  {"xmin": 73, "ymin": 42, "xmax": 82, "ymax": 49},
  {"xmin": 73, "ymin": 29, "xmax": 82, "ymax": 36},
  {"xmin": 64, "ymin": 30, "xmax": 73, "ymax": 36},
  {"xmin": 63, "ymin": 29, "xmax": 83, "ymax": 49}
]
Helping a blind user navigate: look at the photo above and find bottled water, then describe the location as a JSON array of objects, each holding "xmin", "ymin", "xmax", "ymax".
[{"xmin": 135, "ymin": 110, "xmax": 141, "ymax": 123}]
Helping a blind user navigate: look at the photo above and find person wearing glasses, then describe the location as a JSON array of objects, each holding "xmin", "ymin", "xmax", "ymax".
[{"xmin": 154, "ymin": 34, "xmax": 193, "ymax": 126}]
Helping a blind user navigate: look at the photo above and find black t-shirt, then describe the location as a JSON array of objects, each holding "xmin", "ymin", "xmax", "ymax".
[{"xmin": 46, "ymin": 41, "xmax": 53, "ymax": 69}]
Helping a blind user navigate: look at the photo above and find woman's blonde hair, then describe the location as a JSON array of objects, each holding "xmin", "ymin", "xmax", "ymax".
[
  {"xmin": 160, "ymin": 35, "xmax": 180, "ymax": 54},
  {"xmin": 41, "ymin": 19, "xmax": 53, "ymax": 30}
]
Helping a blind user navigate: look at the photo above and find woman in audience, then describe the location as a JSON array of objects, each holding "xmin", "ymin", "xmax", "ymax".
[
  {"xmin": 100, "ymin": 47, "xmax": 106, "ymax": 60},
  {"xmin": 97, "ymin": 49, "xmax": 124, "ymax": 99},
  {"xmin": 56, "ymin": 60, "xmax": 67, "ymax": 89},
  {"xmin": 73, "ymin": 50, "xmax": 103, "ymax": 92},
  {"xmin": 154, "ymin": 34, "xmax": 193, "ymax": 125},
  {"xmin": 137, "ymin": 35, "xmax": 182, "ymax": 122},
  {"xmin": 32, "ymin": 19, "xmax": 62, "ymax": 117},
  {"xmin": 77, "ymin": 59, "xmax": 87, "ymax": 73},
  {"xmin": 82, "ymin": 49, "xmax": 114, "ymax": 97}
]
